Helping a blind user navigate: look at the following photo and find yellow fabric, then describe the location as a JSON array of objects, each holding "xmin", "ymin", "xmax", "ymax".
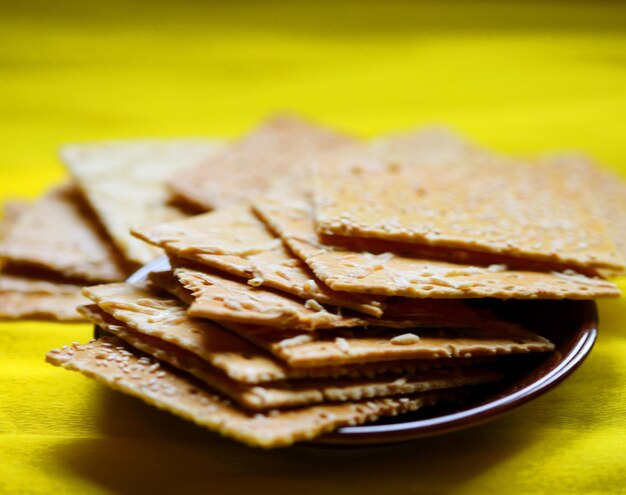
[{"xmin": 1, "ymin": 1, "xmax": 625, "ymax": 493}]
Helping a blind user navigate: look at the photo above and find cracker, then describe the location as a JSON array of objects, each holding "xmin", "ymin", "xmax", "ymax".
[
  {"xmin": 0, "ymin": 185, "xmax": 128, "ymax": 282},
  {"xmin": 219, "ymin": 321, "xmax": 554, "ymax": 368},
  {"xmin": 167, "ymin": 114, "xmax": 354, "ymax": 212},
  {"xmin": 547, "ymin": 154, "xmax": 626, "ymax": 275},
  {"xmin": 0, "ymin": 271, "xmax": 88, "ymax": 321},
  {"xmin": 82, "ymin": 305, "xmax": 501, "ymax": 410},
  {"xmin": 47, "ymin": 337, "xmax": 460, "ymax": 448},
  {"xmin": 83, "ymin": 283, "xmax": 485, "ymax": 383},
  {"xmin": 175, "ymin": 264, "xmax": 476, "ymax": 330},
  {"xmin": 132, "ymin": 205, "xmax": 384, "ymax": 316},
  {"xmin": 253, "ymin": 196, "xmax": 620, "ymax": 299},
  {"xmin": 62, "ymin": 139, "xmax": 223, "ymax": 265},
  {"xmin": 0, "ymin": 199, "xmax": 88, "ymax": 321},
  {"xmin": 0, "ymin": 291, "xmax": 86, "ymax": 321},
  {"xmin": 313, "ymin": 145, "xmax": 624, "ymax": 272},
  {"xmin": 369, "ymin": 126, "xmax": 489, "ymax": 165},
  {"xmin": 83, "ymin": 282, "xmax": 287, "ymax": 383},
  {"xmin": 1, "ymin": 200, "xmax": 29, "ymax": 237},
  {"xmin": 0, "ymin": 271, "xmax": 83, "ymax": 294},
  {"xmin": 175, "ymin": 265, "xmax": 375, "ymax": 330}
]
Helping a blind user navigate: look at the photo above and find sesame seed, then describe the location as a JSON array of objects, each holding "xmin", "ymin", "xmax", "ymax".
[
  {"xmin": 247, "ymin": 277, "xmax": 264, "ymax": 287},
  {"xmin": 304, "ymin": 299, "xmax": 323, "ymax": 312},
  {"xmin": 335, "ymin": 337, "xmax": 351, "ymax": 353},
  {"xmin": 278, "ymin": 334, "xmax": 314, "ymax": 348},
  {"xmin": 390, "ymin": 333, "xmax": 421, "ymax": 345}
]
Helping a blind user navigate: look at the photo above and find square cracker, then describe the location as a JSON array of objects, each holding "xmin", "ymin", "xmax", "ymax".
[
  {"xmin": 62, "ymin": 139, "xmax": 223, "ymax": 265},
  {"xmin": 83, "ymin": 283, "xmax": 471, "ymax": 384},
  {"xmin": 0, "ymin": 200, "xmax": 88, "ymax": 321},
  {"xmin": 132, "ymin": 205, "xmax": 384, "ymax": 316},
  {"xmin": 175, "ymin": 265, "xmax": 372, "ymax": 330},
  {"xmin": 0, "ymin": 185, "xmax": 128, "ymax": 283},
  {"xmin": 253, "ymin": 196, "xmax": 620, "ymax": 299},
  {"xmin": 82, "ymin": 304, "xmax": 501, "ymax": 411},
  {"xmin": 313, "ymin": 144, "xmax": 624, "ymax": 272},
  {"xmin": 174, "ymin": 264, "xmax": 500, "ymax": 331},
  {"xmin": 220, "ymin": 320, "xmax": 554, "ymax": 368},
  {"xmin": 167, "ymin": 114, "xmax": 355, "ymax": 212},
  {"xmin": 47, "ymin": 337, "xmax": 462, "ymax": 448},
  {"xmin": 546, "ymin": 154, "xmax": 626, "ymax": 275}
]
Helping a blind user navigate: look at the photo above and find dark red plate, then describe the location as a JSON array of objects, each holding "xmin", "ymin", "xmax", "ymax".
[{"xmin": 118, "ymin": 257, "xmax": 598, "ymax": 446}]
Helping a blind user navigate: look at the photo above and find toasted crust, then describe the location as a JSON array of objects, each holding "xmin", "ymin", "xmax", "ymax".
[
  {"xmin": 167, "ymin": 114, "xmax": 355, "ymax": 212},
  {"xmin": 0, "ymin": 185, "xmax": 128, "ymax": 282},
  {"xmin": 313, "ymin": 144, "xmax": 624, "ymax": 272},
  {"xmin": 62, "ymin": 139, "xmax": 223, "ymax": 265},
  {"xmin": 46, "ymin": 337, "xmax": 459, "ymax": 448},
  {"xmin": 253, "ymin": 196, "xmax": 620, "ymax": 299}
]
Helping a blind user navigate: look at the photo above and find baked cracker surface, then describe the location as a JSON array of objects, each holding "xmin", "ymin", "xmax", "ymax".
[
  {"xmin": 254, "ymin": 196, "xmax": 619, "ymax": 299},
  {"xmin": 46, "ymin": 337, "xmax": 458, "ymax": 448},
  {"xmin": 62, "ymin": 139, "xmax": 223, "ymax": 265}
]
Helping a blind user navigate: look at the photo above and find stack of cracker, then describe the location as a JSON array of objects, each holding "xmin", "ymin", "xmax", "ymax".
[
  {"xmin": 45, "ymin": 116, "xmax": 625, "ymax": 448},
  {"xmin": 0, "ymin": 139, "xmax": 223, "ymax": 320}
]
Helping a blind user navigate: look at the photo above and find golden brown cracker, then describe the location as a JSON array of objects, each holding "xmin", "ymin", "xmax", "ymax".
[
  {"xmin": 167, "ymin": 114, "xmax": 355, "ymax": 212},
  {"xmin": 253, "ymin": 196, "xmax": 619, "ymax": 299},
  {"xmin": 83, "ymin": 304, "xmax": 500, "ymax": 410},
  {"xmin": 46, "ymin": 337, "xmax": 459, "ymax": 448},
  {"xmin": 132, "ymin": 205, "xmax": 383, "ymax": 316},
  {"xmin": 83, "ymin": 282, "xmax": 287, "ymax": 383},
  {"xmin": 0, "ymin": 291, "xmax": 86, "ymax": 321},
  {"xmin": 174, "ymin": 264, "xmax": 473, "ymax": 330},
  {"xmin": 313, "ymin": 145, "xmax": 624, "ymax": 272},
  {"xmin": 83, "ymin": 283, "xmax": 486, "ymax": 383},
  {"xmin": 0, "ymin": 185, "xmax": 128, "ymax": 282},
  {"xmin": 546, "ymin": 154, "xmax": 626, "ymax": 275},
  {"xmin": 175, "ymin": 265, "xmax": 372, "ymax": 330},
  {"xmin": 369, "ymin": 126, "xmax": 488, "ymax": 165},
  {"xmin": 62, "ymin": 139, "xmax": 223, "ymax": 265},
  {"xmin": 0, "ymin": 198, "xmax": 88, "ymax": 321},
  {"xmin": 219, "ymin": 321, "xmax": 554, "ymax": 368}
]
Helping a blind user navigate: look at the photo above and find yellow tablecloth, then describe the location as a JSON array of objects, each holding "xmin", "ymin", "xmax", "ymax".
[{"xmin": 1, "ymin": 2, "xmax": 625, "ymax": 493}]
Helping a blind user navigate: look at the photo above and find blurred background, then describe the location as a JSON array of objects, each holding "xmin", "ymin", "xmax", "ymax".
[{"xmin": 1, "ymin": 0, "xmax": 625, "ymax": 193}]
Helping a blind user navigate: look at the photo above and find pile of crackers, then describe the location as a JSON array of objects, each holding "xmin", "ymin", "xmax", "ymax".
[
  {"xmin": 0, "ymin": 140, "xmax": 223, "ymax": 320},
  {"xmin": 9, "ymin": 115, "xmax": 626, "ymax": 448}
]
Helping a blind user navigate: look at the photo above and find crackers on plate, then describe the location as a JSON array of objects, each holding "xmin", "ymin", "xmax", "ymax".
[{"xmin": 33, "ymin": 117, "xmax": 624, "ymax": 447}]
